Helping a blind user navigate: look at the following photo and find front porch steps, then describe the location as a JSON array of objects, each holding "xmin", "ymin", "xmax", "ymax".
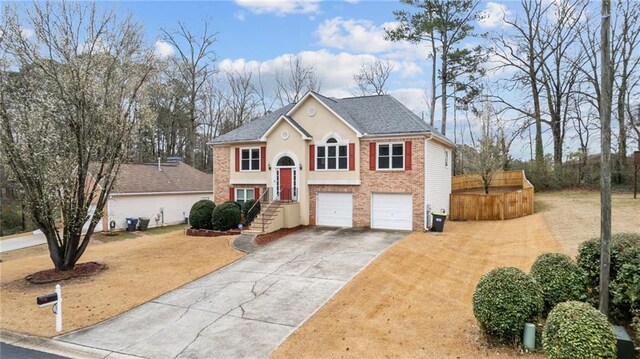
[{"xmin": 242, "ymin": 201, "xmax": 299, "ymax": 235}]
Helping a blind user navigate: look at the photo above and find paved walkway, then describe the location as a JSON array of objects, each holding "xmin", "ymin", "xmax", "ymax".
[
  {"xmin": 58, "ymin": 227, "xmax": 405, "ymax": 359},
  {"xmin": 0, "ymin": 233, "xmax": 46, "ymax": 253}
]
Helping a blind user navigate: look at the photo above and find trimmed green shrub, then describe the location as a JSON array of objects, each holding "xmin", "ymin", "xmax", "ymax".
[
  {"xmin": 530, "ymin": 253, "xmax": 587, "ymax": 313},
  {"xmin": 542, "ymin": 301, "xmax": 617, "ymax": 359},
  {"xmin": 472, "ymin": 267, "xmax": 544, "ymax": 343},
  {"xmin": 577, "ymin": 232, "xmax": 640, "ymax": 322},
  {"xmin": 189, "ymin": 200, "xmax": 215, "ymax": 230},
  {"xmin": 242, "ymin": 199, "xmax": 261, "ymax": 225},
  {"xmin": 211, "ymin": 202, "xmax": 241, "ymax": 231}
]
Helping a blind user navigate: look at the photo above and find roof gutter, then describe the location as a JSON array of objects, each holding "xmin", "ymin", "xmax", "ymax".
[
  {"xmin": 207, "ymin": 139, "xmax": 266, "ymax": 146},
  {"xmin": 110, "ymin": 190, "xmax": 212, "ymax": 197}
]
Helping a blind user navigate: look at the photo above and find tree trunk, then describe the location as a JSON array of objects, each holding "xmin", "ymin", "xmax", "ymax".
[
  {"xmin": 617, "ymin": 76, "xmax": 627, "ymax": 183},
  {"xmin": 441, "ymin": 41, "xmax": 448, "ymax": 136},
  {"xmin": 599, "ymin": 0, "xmax": 612, "ymax": 317},
  {"xmin": 430, "ymin": 35, "xmax": 437, "ymax": 127}
]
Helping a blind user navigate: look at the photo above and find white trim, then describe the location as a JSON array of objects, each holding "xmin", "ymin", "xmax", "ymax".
[
  {"xmin": 230, "ymin": 179, "xmax": 268, "ymax": 185},
  {"xmin": 209, "ymin": 140, "xmax": 264, "ymax": 146},
  {"xmin": 271, "ymin": 152, "xmax": 301, "ymax": 197},
  {"xmin": 376, "ymin": 142, "xmax": 405, "ymax": 171},
  {"xmin": 110, "ymin": 190, "xmax": 212, "ymax": 197},
  {"xmin": 286, "ymin": 91, "xmax": 363, "ymax": 138},
  {"xmin": 315, "ymin": 136, "xmax": 349, "ymax": 172},
  {"xmin": 260, "ymin": 115, "xmax": 311, "ymax": 141},
  {"xmin": 240, "ymin": 147, "xmax": 261, "ymax": 172},
  {"xmin": 308, "ymin": 179, "xmax": 361, "ymax": 185}
]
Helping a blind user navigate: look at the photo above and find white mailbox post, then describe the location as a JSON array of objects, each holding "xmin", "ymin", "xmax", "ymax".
[{"xmin": 37, "ymin": 284, "xmax": 62, "ymax": 332}]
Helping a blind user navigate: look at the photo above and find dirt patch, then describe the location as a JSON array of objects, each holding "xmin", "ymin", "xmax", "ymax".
[
  {"xmin": 255, "ymin": 226, "xmax": 306, "ymax": 246},
  {"xmin": 272, "ymin": 214, "xmax": 559, "ymax": 358},
  {"xmin": 25, "ymin": 262, "xmax": 106, "ymax": 284},
  {"xmin": 186, "ymin": 228, "xmax": 242, "ymax": 237},
  {"xmin": 536, "ymin": 191, "xmax": 640, "ymax": 256},
  {"xmin": 0, "ymin": 230, "xmax": 244, "ymax": 337}
]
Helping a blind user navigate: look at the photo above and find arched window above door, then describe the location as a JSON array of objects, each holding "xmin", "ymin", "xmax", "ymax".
[{"xmin": 277, "ymin": 156, "xmax": 295, "ymax": 166}]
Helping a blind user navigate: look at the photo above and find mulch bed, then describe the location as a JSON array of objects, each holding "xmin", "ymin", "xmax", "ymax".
[
  {"xmin": 186, "ymin": 228, "xmax": 242, "ymax": 237},
  {"xmin": 255, "ymin": 226, "xmax": 306, "ymax": 246},
  {"xmin": 25, "ymin": 262, "xmax": 107, "ymax": 284}
]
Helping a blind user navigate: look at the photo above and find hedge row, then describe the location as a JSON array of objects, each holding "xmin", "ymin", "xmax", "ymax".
[{"xmin": 189, "ymin": 199, "xmax": 261, "ymax": 231}]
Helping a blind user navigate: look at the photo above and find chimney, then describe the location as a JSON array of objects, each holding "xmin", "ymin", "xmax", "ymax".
[{"xmin": 157, "ymin": 157, "xmax": 162, "ymax": 171}]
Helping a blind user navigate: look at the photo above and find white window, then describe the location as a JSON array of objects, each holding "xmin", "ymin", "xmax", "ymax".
[
  {"xmin": 241, "ymin": 148, "xmax": 260, "ymax": 171},
  {"xmin": 316, "ymin": 138, "xmax": 348, "ymax": 170},
  {"xmin": 377, "ymin": 143, "xmax": 404, "ymax": 170},
  {"xmin": 235, "ymin": 188, "xmax": 255, "ymax": 203}
]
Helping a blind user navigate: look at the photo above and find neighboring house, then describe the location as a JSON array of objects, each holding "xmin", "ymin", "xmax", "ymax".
[
  {"xmin": 88, "ymin": 161, "xmax": 212, "ymax": 231},
  {"xmin": 209, "ymin": 91, "xmax": 454, "ymax": 231}
]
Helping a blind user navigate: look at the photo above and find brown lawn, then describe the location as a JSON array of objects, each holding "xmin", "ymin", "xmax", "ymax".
[
  {"xmin": 0, "ymin": 230, "xmax": 243, "ymax": 337},
  {"xmin": 536, "ymin": 191, "xmax": 640, "ymax": 256},
  {"xmin": 272, "ymin": 214, "xmax": 560, "ymax": 358}
]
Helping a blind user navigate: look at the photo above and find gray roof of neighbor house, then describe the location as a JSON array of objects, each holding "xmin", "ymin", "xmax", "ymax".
[
  {"xmin": 110, "ymin": 162, "xmax": 211, "ymax": 194},
  {"xmin": 210, "ymin": 92, "xmax": 451, "ymax": 145}
]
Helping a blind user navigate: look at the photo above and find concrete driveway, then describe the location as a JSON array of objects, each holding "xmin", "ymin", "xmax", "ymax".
[{"xmin": 59, "ymin": 227, "xmax": 405, "ymax": 359}]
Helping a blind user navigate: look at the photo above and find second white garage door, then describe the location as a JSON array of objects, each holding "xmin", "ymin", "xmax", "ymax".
[
  {"xmin": 371, "ymin": 193, "xmax": 413, "ymax": 230},
  {"xmin": 317, "ymin": 192, "xmax": 353, "ymax": 227}
]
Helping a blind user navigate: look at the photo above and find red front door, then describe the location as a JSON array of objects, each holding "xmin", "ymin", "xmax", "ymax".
[{"xmin": 279, "ymin": 168, "xmax": 292, "ymax": 201}]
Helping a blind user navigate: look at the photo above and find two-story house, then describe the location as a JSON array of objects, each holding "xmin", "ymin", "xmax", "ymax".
[{"xmin": 210, "ymin": 91, "xmax": 453, "ymax": 232}]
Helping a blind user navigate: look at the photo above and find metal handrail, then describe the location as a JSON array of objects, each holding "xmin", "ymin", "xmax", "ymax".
[{"xmin": 246, "ymin": 187, "xmax": 270, "ymax": 218}]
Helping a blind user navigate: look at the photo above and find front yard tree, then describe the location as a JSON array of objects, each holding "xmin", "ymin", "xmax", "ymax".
[{"xmin": 0, "ymin": 2, "xmax": 154, "ymax": 271}]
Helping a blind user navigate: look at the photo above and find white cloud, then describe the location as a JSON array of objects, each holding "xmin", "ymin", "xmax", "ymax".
[
  {"xmin": 154, "ymin": 40, "xmax": 174, "ymax": 58},
  {"xmin": 478, "ymin": 2, "xmax": 511, "ymax": 28},
  {"xmin": 344, "ymin": 0, "xmax": 360, "ymax": 3},
  {"xmin": 234, "ymin": 11, "xmax": 246, "ymax": 21},
  {"xmin": 20, "ymin": 27, "xmax": 35, "ymax": 40},
  {"xmin": 235, "ymin": 0, "xmax": 321, "ymax": 16},
  {"xmin": 315, "ymin": 17, "xmax": 430, "ymax": 60}
]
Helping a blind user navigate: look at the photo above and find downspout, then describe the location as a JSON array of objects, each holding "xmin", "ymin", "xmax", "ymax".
[{"xmin": 424, "ymin": 133, "xmax": 434, "ymax": 231}]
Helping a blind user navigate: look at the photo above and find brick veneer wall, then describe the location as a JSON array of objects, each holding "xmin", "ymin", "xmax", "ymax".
[
  {"xmin": 308, "ymin": 137, "xmax": 425, "ymax": 230},
  {"xmin": 213, "ymin": 146, "xmax": 230, "ymax": 203}
]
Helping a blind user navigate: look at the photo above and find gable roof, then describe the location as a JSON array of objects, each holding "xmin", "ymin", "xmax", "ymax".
[
  {"xmin": 210, "ymin": 92, "xmax": 451, "ymax": 145},
  {"xmin": 110, "ymin": 162, "xmax": 211, "ymax": 194},
  {"xmin": 260, "ymin": 114, "xmax": 312, "ymax": 141}
]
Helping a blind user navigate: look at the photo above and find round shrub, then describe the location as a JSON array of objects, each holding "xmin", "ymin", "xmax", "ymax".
[
  {"xmin": 472, "ymin": 267, "xmax": 544, "ymax": 343},
  {"xmin": 189, "ymin": 200, "xmax": 215, "ymax": 230},
  {"xmin": 242, "ymin": 199, "xmax": 261, "ymax": 225},
  {"xmin": 577, "ymin": 232, "xmax": 640, "ymax": 322},
  {"xmin": 530, "ymin": 253, "xmax": 587, "ymax": 313},
  {"xmin": 542, "ymin": 301, "xmax": 617, "ymax": 359},
  {"xmin": 211, "ymin": 202, "xmax": 241, "ymax": 231}
]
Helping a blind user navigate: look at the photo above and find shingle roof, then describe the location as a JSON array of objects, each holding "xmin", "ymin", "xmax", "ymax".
[
  {"xmin": 210, "ymin": 92, "xmax": 450, "ymax": 144},
  {"xmin": 110, "ymin": 162, "xmax": 211, "ymax": 194}
]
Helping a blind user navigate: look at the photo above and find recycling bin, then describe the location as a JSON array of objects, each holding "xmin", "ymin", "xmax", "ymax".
[{"xmin": 126, "ymin": 217, "xmax": 139, "ymax": 231}]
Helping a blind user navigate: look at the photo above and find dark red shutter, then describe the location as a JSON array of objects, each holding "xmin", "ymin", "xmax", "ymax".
[
  {"xmin": 229, "ymin": 187, "xmax": 235, "ymax": 201},
  {"xmin": 309, "ymin": 144, "xmax": 315, "ymax": 171},
  {"xmin": 405, "ymin": 140, "xmax": 412, "ymax": 170},
  {"xmin": 348, "ymin": 143, "xmax": 355, "ymax": 171},
  {"xmin": 369, "ymin": 142, "xmax": 376, "ymax": 171},
  {"xmin": 254, "ymin": 187, "xmax": 260, "ymax": 199},
  {"xmin": 235, "ymin": 148, "xmax": 240, "ymax": 172},
  {"xmin": 260, "ymin": 146, "xmax": 266, "ymax": 171}
]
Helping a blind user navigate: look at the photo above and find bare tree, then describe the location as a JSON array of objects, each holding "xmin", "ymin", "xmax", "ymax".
[
  {"xmin": 570, "ymin": 93, "xmax": 598, "ymax": 182},
  {"xmin": 223, "ymin": 67, "xmax": 259, "ymax": 130},
  {"xmin": 160, "ymin": 20, "xmax": 216, "ymax": 166},
  {"xmin": 490, "ymin": 0, "xmax": 553, "ymax": 168},
  {"xmin": 0, "ymin": 2, "xmax": 154, "ymax": 270},
  {"xmin": 275, "ymin": 55, "xmax": 320, "ymax": 106},
  {"xmin": 352, "ymin": 59, "xmax": 394, "ymax": 96},
  {"xmin": 537, "ymin": 0, "xmax": 587, "ymax": 165},
  {"xmin": 255, "ymin": 63, "xmax": 276, "ymax": 115}
]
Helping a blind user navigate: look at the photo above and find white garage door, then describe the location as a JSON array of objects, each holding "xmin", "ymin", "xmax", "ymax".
[
  {"xmin": 317, "ymin": 192, "xmax": 353, "ymax": 227},
  {"xmin": 371, "ymin": 193, "xmax": 413, "ymax": 230},
  {"xmin": 83, "ymin": 205, "xmax": 103, "ymax": 233}
]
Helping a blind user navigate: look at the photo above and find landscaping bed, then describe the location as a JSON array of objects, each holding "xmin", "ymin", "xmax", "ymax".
[
  {"xmin": 186, "ymin": 228, "xmax": 242, "ymax": 237},
  {"xmin": 255, "ymin": 226, "xmax": 305, "ymax": 246},
  {"xmin": 26, "ymin": 262, "xmax": 106, "ymax": 284},
  {"xmin": 0, "ymin": 229, "xmax": 244, "ymax": 337}
]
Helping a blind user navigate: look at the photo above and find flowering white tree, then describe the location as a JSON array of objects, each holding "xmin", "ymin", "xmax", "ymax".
[{"xmin": 0, "ymin": 2, "xmax": 154, "ymax": 270}]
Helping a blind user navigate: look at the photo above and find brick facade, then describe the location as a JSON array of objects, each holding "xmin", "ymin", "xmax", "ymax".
[
  {"xmin": 308, "ymin": 137, "xmax": 425, "ymax": 230},
  {"xmin": 213, "ymin": 146, "xmax": 230, "ymax": 203}
]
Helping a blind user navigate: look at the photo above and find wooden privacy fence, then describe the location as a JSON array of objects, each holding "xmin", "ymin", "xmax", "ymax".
[{"xmin": 449, "ymin": 171, "xmax": 535, "ymax": 221}]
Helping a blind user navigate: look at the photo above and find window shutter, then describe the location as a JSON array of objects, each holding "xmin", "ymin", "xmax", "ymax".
[
  {"xmin": 260, "ymin": 146, "xmax": 266, "ymax": 171},
  {"xmin": 405, "ymin": 140, "xmax": 412, "ymax": 170},
  {"xmin": 309, "ymin": 144, "xmax": 315, "ymax": 171},
  {"xmin": 235, "ymin": 148, "xmax": 240, "ymax": 172},
  {"xmin": 369, "ymin": 143, "xmax": 376, "ymax": 171},
  {"xmin": 348, "ymin": 143, "xmax": 355, "ymax": 171},
  {"xmin": 254, "ymin": 187, "xmax": 260, "ymax": 200},
  {"xmin": 229, "ymin": 187, "xmax": 235, "ymax": 201}
]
